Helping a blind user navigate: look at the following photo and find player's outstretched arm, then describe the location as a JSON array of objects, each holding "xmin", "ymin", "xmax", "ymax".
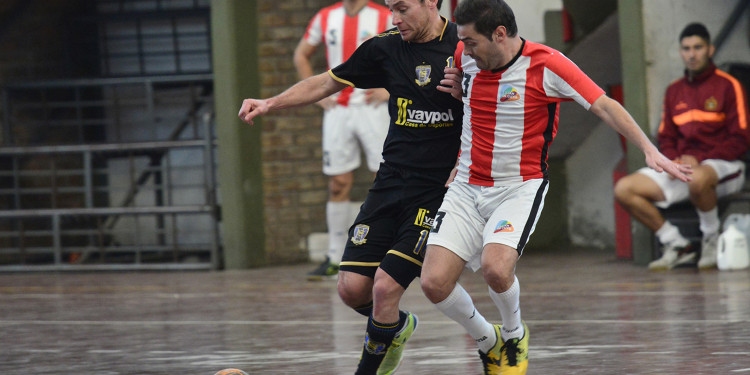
[
  {"xmin": 238, "ymin": 72, "xmax": 348, "ymax": 125},
  {"xmin": 589, "ymin": 95, "xmax": 692, "ymax": 182}
]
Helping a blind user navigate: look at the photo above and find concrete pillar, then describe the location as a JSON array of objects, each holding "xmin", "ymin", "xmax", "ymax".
[
  {"xmin": 210, "ymin": 0, "xmax": 266, "ymax": 268},
  {"xmin": 617, "ymin": 0, "xmax": 652, "ymax": 265}
]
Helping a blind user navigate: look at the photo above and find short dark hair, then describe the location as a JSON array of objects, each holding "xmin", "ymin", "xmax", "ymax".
[
  {"xmin": 454, "ymin": 0, "xmax": 518, "ymax": 40},
  {"xmin": 679, "ymin": 22, "xmax": 710, "ymax": 44}
]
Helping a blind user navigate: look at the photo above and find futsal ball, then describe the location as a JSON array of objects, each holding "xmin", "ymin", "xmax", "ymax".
[{"xmin": 214, "ymin": 369, "xmax": 249, "ymax": 375}]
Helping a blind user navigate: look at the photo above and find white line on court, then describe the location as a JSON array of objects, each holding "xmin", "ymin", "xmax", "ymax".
[{"xmin": 0, "ymin": 319, "xmax": 749, "ymax": 325}]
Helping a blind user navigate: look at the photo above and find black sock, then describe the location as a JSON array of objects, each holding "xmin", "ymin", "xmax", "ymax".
[
  {"xmin": 355, "ymin": 315, "xmax": 401, "ymax": 375},
  {"xmin": 353, "ymin": 301, "xmax": 373, "ymax": 317}
]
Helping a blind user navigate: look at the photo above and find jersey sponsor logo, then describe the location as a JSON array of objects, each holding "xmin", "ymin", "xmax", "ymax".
[
  {"xmin": 705, "ymin": 96, "xmax": 718, "ymax": 111},
  {"xmin": 414, "ymin": 208, "xmax": 435, "ymax": 229},
  {"xmin": 415, "ymin": 64, "xmax": 432, "ymax": 86},
  {"xmin": 499, "ymin": 84, "xmax": 520, "ymax": 102},
  {"xmin": 351, "ymin": 224, "xmax": 370, "ymax": 245},
  {"xmin": 396, "ymin": 97, "xmax": 456, "ymax": 128},
  {"xmin": 494, "ymin": 220, "xmax": 514, "ymax": 233}
]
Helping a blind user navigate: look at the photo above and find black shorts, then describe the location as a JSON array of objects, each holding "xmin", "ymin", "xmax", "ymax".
[{"xmin": 340, "ymin": 162, "xmax": 451, "ymax": 289}]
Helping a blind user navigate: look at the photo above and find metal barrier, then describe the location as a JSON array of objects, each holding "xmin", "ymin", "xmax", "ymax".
[{"xmin": 0, "ymin": 114, "xmax": 220, "ymax": 271}]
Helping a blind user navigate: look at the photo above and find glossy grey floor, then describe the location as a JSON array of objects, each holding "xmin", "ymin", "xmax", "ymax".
[{"xmin": 1, "ymin": 248, "xmax": 749, "ymax": 374}]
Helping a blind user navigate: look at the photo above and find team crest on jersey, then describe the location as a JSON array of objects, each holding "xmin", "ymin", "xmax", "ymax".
[
  {"xmin": 351, "ymin": 224, "xmax": 370, "ymax": 245},
  {"xmin": 499, "ymin": 85, "xmax": 520, "ymax": 102},
  {"xmin": 705, "ymin": 96, "xmax": 718, "ymax": 111},
  {"xmin": 415, "ymin": 65, "xmax": 432, "ymax": 86},
  {"xmin": 494, "ymin": 220, "xmax": 514, "ymax": 233}
]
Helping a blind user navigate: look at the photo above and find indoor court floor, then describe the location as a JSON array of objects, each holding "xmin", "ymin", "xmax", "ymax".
[{"xmin": 1, "ymin": 248, "xmax": 749, "ymax": 374}]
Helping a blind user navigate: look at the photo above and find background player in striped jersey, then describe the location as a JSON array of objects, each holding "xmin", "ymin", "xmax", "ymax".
[
  {"xmin": 420, "ymin": 1, "xmax": 692, "ymax": 374},
  {"xmin": 615, "ymin": 22, "xmax": 749, "ymax": 271},
  {"xmin": 240, "ymin": 1, "xmax": 461, "ymax": 373},
  {"xmin": 294, "ymin": 0, "xmax": 392, "ymax": 281}
]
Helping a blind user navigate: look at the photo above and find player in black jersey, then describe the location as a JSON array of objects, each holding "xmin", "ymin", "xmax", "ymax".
[{"xmin": 238, "ymin": 1, "xmax": 461, "ymax": 374}]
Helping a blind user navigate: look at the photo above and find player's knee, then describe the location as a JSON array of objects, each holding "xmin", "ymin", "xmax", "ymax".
[
  {"xmin": 420, "ymin": 272, "xmax": 452, "ymax": 303},
  {"xmin": 482, "ymin": 266, "xmax": 514, "ymax": 293},
  {"xmin": 687, "ymin": 173, "xmax": 714, "ymax": 196},
  {"xmin": 329, "ymin": 175, "xmax": 353, "ymax": 200},
  {"xmin": 337, "ymin": 277, "xmax": 371, "ymax": 308},
  {"xmin": 613, "ymin": 177, "xmax": 633, "ymax": 204},
  {"xmin": 371, "ymin": 277, "xmax": 400, "ymax": 304}
]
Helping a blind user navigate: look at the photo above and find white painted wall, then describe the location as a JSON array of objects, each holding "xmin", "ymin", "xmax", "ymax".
[
  {"xmin": 506, "ymin": 0, "xmax": 563, "ymax": 43},
  {"xmin": 446, "ymin": 0, "xmax": 563, "ymax": 43}
]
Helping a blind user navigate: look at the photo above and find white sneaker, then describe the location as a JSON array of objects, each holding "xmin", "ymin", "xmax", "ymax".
[
  {"xmin": 649, "ymin": 242, "xmax": 695, "ymax": 270},
  {"xmin": 698, "ymin": 232, "xmax": 718, "ymax": 269}
]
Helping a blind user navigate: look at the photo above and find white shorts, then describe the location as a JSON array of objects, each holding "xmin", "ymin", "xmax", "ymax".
[
  {"xmin": 637, "ymin": 159, "xmax": 746, "ymax": 209},
  {"xmin": 426, "ymin": 179, "xmax": 549, "ymax": 271},
  {"xmin": 322, "ymin": 102, "xmax": 389, "ymax": 176}
]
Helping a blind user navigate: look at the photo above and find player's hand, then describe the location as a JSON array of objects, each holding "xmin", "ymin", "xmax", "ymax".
[
  {"xmin": 316, "ymin": 96, "xmax": 337, "ymax": 111},
  {"xmin": 437, "ymin": 66, "xmax": 462, "ymax": 101},
  {"xmin": 365, "ymin": 88, "xmax": 389, "ymax": 104},
  {"xmin": 646, "ymin": 150, "xmax": 692, "ymax": 182},
  {"xmin": 238, "ymin": 98, "xmax": 270, "ymax": 125},
  {"xmin": 677, "ymin": 154, "xmax": 699, "ymax": 167}
]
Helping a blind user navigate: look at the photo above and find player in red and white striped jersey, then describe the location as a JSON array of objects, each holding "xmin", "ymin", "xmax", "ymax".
[
  {"xmin": 293, "ymin": 0, "xmax": 392, "ymax": 281},
  {"xmin": 419, "ymin": 1, "xmax": 692, "ymax": 374}
]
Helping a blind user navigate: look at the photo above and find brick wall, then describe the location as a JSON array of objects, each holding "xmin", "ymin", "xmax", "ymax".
[{"xmin": 257, "ymin": 1, "xmax": 383, "ymax": 264}]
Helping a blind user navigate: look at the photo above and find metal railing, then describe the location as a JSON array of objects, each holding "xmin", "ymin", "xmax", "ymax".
[
  {"xmin": 0, "ymin": 74, "xmax": 219, "ymax": 271},
  {"xmin": 0, "ymin": 122, "xmax": 219, "ymax": 271}
]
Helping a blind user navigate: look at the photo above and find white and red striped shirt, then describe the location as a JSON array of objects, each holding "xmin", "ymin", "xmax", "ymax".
[
  {"xmin": 304, "ymin": 1, "xmax": 391, "ymax": 106},
  {"xmin": 454, "ymin": 40, "xmax": 605, "ymax": 186}
]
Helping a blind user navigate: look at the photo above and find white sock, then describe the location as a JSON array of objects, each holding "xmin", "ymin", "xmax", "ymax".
[
  {"xmin": 697, "ymin": 207, "xmax": 720, "ymax": 236},
  {"xmin": 434, "ymin": 283, "xmax": 497, "ymax": 353},
  {"xmin": 655, "ymin": 221, "xmax": 689, "ymax": 247},
  {"xmin": 326, "ymin": 201, "xmax": 351, "ymax": 264},
  {"xmin": 488, "ymin": 276, "xmax": 524, "ymax": 341}
]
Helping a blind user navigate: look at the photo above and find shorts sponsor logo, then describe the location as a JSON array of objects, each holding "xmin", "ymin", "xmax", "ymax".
[
  {"xmin": 351, "ymin": 224, "xmax": 370, "ymax": 245},
  {"xmin": 499, "ymin": 84, "xmax": 520, "ymax": 102},
  {"xmin": 415, "ymin": 64, "xmax": 432, "ymax": 86},
  {"xmin": 494, "ymin": 220, "xmax": 514, "ymax": 233},
  {"xmin": 414, "ymin": 208, "xmax": 435, "ymax": 229}
]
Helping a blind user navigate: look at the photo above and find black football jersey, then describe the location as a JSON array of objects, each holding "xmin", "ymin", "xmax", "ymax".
[{"xmin": 330, "ymin": 18, "xmax": 463, "ymax": 172}]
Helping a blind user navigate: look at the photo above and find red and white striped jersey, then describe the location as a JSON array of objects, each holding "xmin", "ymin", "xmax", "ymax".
[
  {"xmin": 454, "ymin": 40, "xmax": 605, "ymax": 186},
  {"xmin": 304, "ymin": 1, "xmax": 391, "ymax": 106}
]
